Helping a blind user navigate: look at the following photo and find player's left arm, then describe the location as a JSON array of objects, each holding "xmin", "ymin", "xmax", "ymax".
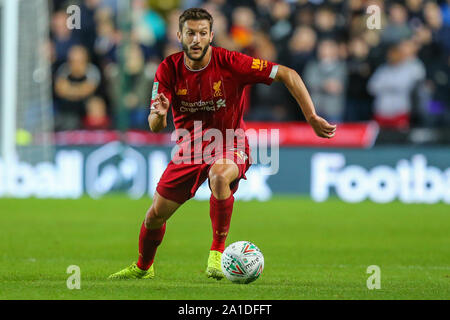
[{"xmin": 274, "ymin": 65, "xmax": 337, "ymax": 139}]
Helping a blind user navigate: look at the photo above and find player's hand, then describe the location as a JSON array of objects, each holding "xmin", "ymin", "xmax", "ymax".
[
  {"xmin": 150, "ymin": 93, "xmax": 170, "ymax": 117},
  {"xmin": 308, "ymin": 114, "xmax": 337, "ymax": 139}
]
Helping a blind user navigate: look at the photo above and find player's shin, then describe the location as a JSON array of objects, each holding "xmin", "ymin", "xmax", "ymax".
[
  {"xmin": 137, "ymin": 220, "xmax": 166, "ymax": 271},
  {"xmin": 209, "ymin": 194, "xmax": 234, "ymax": 253}
]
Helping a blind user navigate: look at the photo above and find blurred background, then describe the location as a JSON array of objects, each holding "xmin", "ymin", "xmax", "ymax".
[
  {"xmin": 47, "ymin": 0, "xmax": 450, "ymax": 133},
  {"xmin": 0, "ymin": 0, "xmax": 449, "ymax": 202}
]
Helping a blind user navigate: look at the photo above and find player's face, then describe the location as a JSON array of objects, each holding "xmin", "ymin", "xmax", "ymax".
[{"xmin": 178, "ymin": 20, "xmax": 213, "ymax": 61}]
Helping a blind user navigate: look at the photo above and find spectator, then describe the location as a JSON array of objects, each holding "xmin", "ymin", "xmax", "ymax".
[
  {"xmin": 420, "ymin": 51, "xmax": 450, "ymax": 127},
  {"xmin": 406, "ymin": 0, "xmax": 425, "ymax": 26},
  {"xmin": 288, "ymin": 26, "xmax": 317, "ymax": 75},
  {"xmin": 269, "ymin": 1, "xmax": 294, "ymax": 64},
  {"xmin": 414, "ymin": 24, "xmax": 438, "ymax": 69},
  {"xmin": 77, "ymin": 0, "xmax": 103, "ymax": 55},
  {"xmin": 304, "ymin": 39, "xmax": 348, "ymax": 122},
  {"xmin": 381, "ymin": 2, "xmax": 413, "ymax": 45},
  {"xmin": 54, "ymin": 45, "xmax": 102, "ymax": 130},
  {"xmin": 101, "ymin": 0, "xmax": 119, "ymax": 14},
  {"xmin": 347, "ymin": 0, "xmax": 365, "ymax": 14},
  {"xmin": 165, "ymin": 9, "xmax": 184, "ymax": 49},
  {"xmin": 328, "ymin": 0, "xmax": 346, "ymax": 15},
  {"xmin": 230, "ymin": 6, "xmax": 256, "ymax": 51},
  {"xmin": 246, "ymin": 31, "xmax": 290, "ymax": 122},
  {"xmin": 426, "ymin": 55, "xmax": 450, "ymax": 127},
  {"xmin": 50, "ymin": 10, "xmax": 81, "ymax": 70},
  {"xmin": 83, "ymin": 96, "xmax": 111, "ymax": 130},
  {"xmin": 104, "ymin": 41, "xmax": 154, "ymax": 129},
  {"xmin": 441, "ymin": 0, "xmax": 450, "ymax": 26},
  {"xmin": 314, "ymin": 5, "xmax": 344, "ymax": 42},
  {"xmin": 367, "ymin": 41, "xmax": 426, "ymax": 130},
  {"xmin": 294, "ymin": 3, "xmax": 315, "ymax": 28},
  {"xmin": 424, "ymin": 1, "xmax": 450, "ymax": 57},
  {"xmin": 202, "ymin": 0, "xmax": 234, "ymax": 22},
  {"xmin": 345, "ymin": 37, "xmax": 373, "ymax": 121},
  {"xmin": 131, "ymin": 0, "xmax": 166, "ymax": 57},
  {"xmin": 211, "ymin": 11, "xmax": 238, "ymax": 51},
  {"xmin": 402, "ymin": 39, "xmax": 430, "ymax": 127},
  {"xmin": 93, "ymin": 7, "xmax": 119, "ymax": 65},
  {"xmin": 253, "ymin": 0, "xmax": 273, "ymax": 33}
]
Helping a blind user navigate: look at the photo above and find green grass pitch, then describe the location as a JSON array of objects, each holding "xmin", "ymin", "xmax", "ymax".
[{"xmin": 0, "ymin": 196, "xmax": 449, "ymax": 300}]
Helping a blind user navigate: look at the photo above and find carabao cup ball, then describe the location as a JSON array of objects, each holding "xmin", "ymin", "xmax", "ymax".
[{"xmin": 221, "ymin": 241, "xmax": 264, "ymax": 284}]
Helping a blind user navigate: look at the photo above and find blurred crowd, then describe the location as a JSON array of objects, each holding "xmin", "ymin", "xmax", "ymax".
[{"xmin": 49, "ymin": 0, "xmax": 450, "ymax": 132}]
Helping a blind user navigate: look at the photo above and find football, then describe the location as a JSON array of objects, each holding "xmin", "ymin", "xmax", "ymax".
[{"xmin": 221, "ymin": 241, "xmax": 264, "ymax": 284}]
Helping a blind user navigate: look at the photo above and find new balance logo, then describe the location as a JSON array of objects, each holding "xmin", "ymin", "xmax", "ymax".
[
  {"xmin": 229, "ymin": 149, "xmax": 248, "ymax": 162},
  {"xmin": 235, "ymin": 151, "xmax": 248, "ymax": 162}
]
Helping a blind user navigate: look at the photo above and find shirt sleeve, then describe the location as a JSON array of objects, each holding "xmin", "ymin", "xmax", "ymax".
[
  {"xmin": 150, "ymin": 59, "xmax": 174, "ymax": 108},
  {"xmin": 227, "ymin": 50, "xmax": 278, "ymax": 86}
]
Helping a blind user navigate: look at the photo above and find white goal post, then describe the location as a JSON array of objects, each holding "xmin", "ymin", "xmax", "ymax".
[
  {"xmin": 1, "ymin": 0, "xmax": 19, "ymax": 171},
  {"xmin": 1, "ymin": 0, "xmax": 54, "ymax": 169},
  {"xmin": 0, "ymin": 0, "xmax": 54, "ymax": 196}
]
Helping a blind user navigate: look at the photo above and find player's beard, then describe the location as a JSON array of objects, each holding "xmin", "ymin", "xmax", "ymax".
[{"xmin": 182, "ymin": 41, "xmax": 210, "ymax": 62}]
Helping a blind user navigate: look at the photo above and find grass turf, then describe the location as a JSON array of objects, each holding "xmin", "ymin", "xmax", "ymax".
[{"xmin": 0, "ymin": 196, "xmax": 449, "ymax": 300}]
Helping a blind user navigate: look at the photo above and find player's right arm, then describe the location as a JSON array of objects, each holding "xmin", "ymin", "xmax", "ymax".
[
  {"xmin": 149, "ymin": 93, "xmax": 169, "ymax": 132},
  {"xmin": 148, "ymin": 60, "xmax": 173, "ymax": 132}
]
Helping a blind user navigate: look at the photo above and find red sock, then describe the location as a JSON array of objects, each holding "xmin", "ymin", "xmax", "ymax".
[
  {"xmin": 137, "ymin": 221, "xmax": 166, "ymax": 270},
  {"xmin": 210, "ymin": 194, "xmax": 234, "ymax": 253}
]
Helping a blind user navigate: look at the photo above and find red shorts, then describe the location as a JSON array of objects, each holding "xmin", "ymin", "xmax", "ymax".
[{"xmin": 156, "ymin": 150, "xmax": 251, "ymax": 204}]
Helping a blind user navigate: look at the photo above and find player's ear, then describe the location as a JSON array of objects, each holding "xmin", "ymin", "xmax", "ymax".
[
  {"xmin": 210, "ymin": 30, "xmax": 214, "ymax": 44},
  {"xmin": 177, "ymin": 30, "xmax": 182, "ymax": 42}
]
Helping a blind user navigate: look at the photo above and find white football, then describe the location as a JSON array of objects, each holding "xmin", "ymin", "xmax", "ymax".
[{"xmin": 221, "ymin": 241, "xmax": 264, "ymax": 284}]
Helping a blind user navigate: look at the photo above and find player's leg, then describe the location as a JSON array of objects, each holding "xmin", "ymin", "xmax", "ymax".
[
  {"xmin": 108, "ymin": 192, "xmax": 181, "ymax": 280},
  {"xmin": 137, "ymin": 191, "xmax": 181, "ymax": 271},
  {"xmin": 206, "ymin": 158, "xmax": 239, "ymax": 279},
  {"xmin": 209, "ymin": 158, "xmax": 239, "ymax": 246}
]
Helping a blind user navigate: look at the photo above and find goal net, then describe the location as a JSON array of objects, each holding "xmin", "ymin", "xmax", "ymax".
[{"xmin": 0, "ymin": 0, "xmax": 54, "ymax": 166}]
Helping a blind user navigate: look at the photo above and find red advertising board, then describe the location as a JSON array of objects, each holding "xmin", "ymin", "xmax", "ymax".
[{"xmin": 49, "ymin": 122, "xmax": 379, "ymax": 148}]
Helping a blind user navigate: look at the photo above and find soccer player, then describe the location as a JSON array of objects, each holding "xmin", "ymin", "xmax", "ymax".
[{"xmin": 108, "ymin": 8, "xmax": 336, "ymax": 280}]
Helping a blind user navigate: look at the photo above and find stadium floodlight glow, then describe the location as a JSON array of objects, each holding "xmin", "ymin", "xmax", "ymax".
[{"xmin": 1, "ymin": 0, "xmax": 19, "ymax": 194}]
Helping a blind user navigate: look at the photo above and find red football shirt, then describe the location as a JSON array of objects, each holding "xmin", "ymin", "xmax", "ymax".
[{"xmin": 151, "ymin": 46, "xmax": 278, "ymax": 163}]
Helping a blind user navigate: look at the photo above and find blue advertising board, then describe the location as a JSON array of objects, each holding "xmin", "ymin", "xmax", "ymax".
[{"xmin": 1, "ymin": 144, "xmax": 449, "ymax": 204}]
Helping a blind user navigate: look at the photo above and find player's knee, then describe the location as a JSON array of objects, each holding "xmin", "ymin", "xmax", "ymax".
[
  {"xmin": 209, "ymin": 172, "xmax": 230, "ymax": 192},
  {"xmin": 145, "ymin": 216, "xmax": 165, "ymax": 229},
  {"xmin": 145, "ymin": 206, "xmax": 166, "ymax": 229}
]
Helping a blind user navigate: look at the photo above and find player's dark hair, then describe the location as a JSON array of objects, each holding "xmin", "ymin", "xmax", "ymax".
[{"xmin": 179, "ymin": 8, "xmax": 213, "ymax": 32}]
